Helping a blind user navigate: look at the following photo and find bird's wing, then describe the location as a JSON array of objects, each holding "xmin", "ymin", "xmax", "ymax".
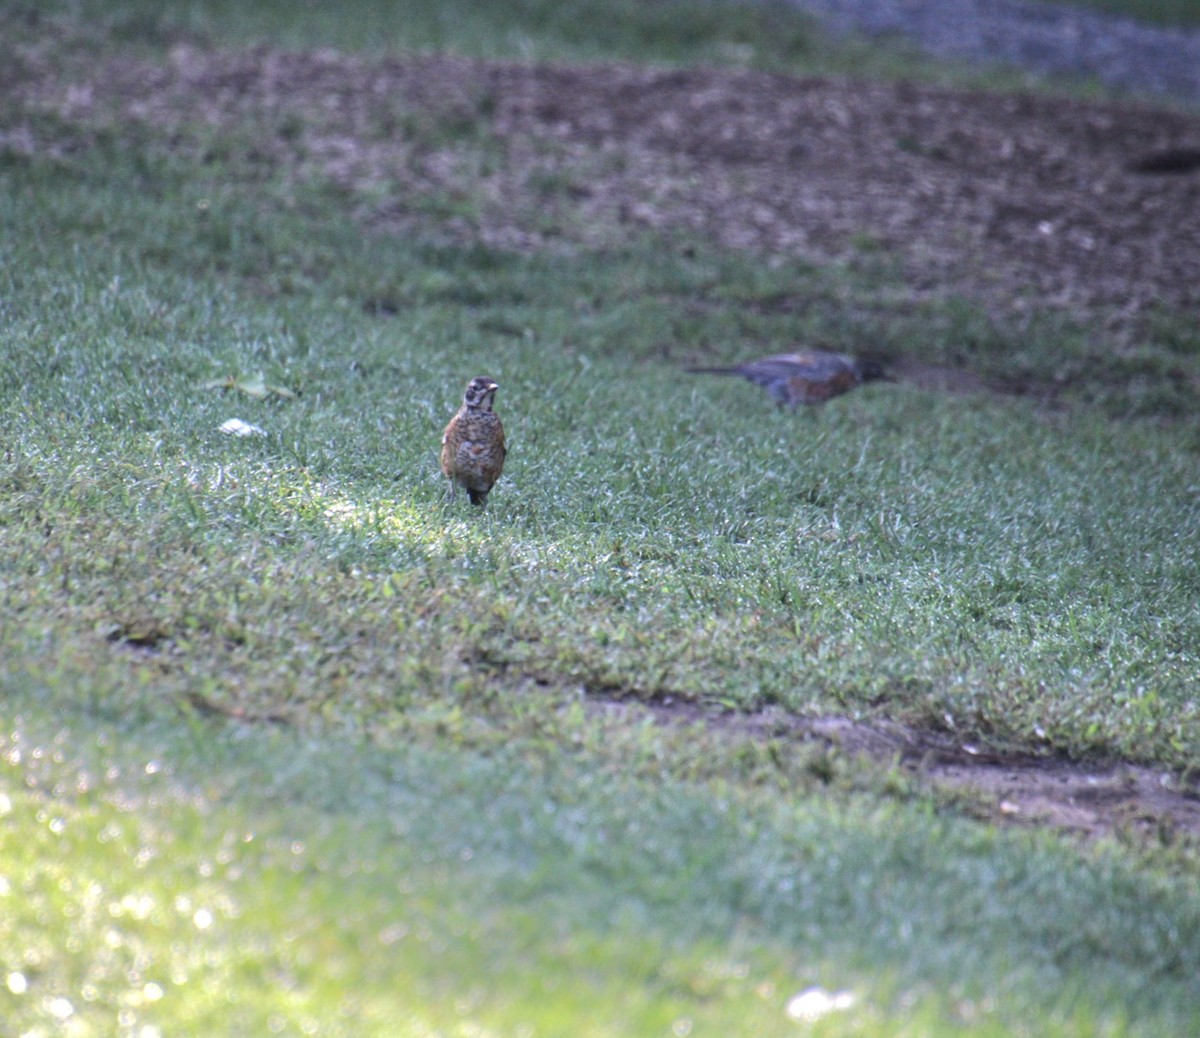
[
  {"xmin": 688, "ymin": 351, "xmax": 857, "ymax": 387},
  {"xmin": 727, "ymin": 352, "xmax": 840, "ymax": 386}
]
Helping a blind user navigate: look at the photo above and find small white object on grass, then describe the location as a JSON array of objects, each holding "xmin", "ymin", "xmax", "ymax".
[
  {"xmin": 785, "ymin": 986, "xmax": 855, "ymax": 1022},
  {"xmin": 220, "ymin": 418, "xmax": 266, "ymax": 437}
]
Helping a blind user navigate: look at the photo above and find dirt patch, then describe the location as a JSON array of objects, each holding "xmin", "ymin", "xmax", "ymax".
[
  {"xmin": 802, "ymin": 713, "xmax": 1200, "ymax": 841},
  {"xmin": 9, "ymin": 45, "xmax": 1200, "ymax": 326},
  {"xmin": 885, "ymin": 355, "xmax": 992, "ymax": 395},
  {"xmin": 622, "ymin": 699, "xmax": 1200, "ymax": 842}
]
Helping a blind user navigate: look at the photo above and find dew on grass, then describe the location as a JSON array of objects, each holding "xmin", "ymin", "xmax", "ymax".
[
  {"xmin": 44, "ymin": 996, "xmax": 75, "ymax": 1020},
  {"xmin": 111, "ymin": 893, "xmax": 157, "ymax": 921},
  {"xmin": 379, "ymin": 922, "xmax": 409, "ymax": 945}
]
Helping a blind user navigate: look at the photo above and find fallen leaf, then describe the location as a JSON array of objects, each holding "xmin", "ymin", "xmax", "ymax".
[{"xmin": 202, "ymin": 372, "xmax": 296, "ymax": 399}]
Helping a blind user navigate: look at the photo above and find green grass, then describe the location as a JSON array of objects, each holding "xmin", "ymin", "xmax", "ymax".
[
  {"xmin": 3, "ymin": 152, "xmax": 1196, "ymax": 765},
  {"xmin": 6, "ymin": 691, "xmax": 1200, "ymax": 1037},
  {"xmin": 12, "ymin": 0, "xmax": 839, "ymax": 65},
  {"xmin": 1043, "ymin": 0, "xmax": 1200, "ymax": 29},
  {"xmin": 4, "ymin": 3, "xmax": 1200, "ymax": 1035},
  {"xmin": 14, "ymin": 0, "xmax": 1159, "ymax": 97}
]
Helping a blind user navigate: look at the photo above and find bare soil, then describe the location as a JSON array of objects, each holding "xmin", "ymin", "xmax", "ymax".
[
  {"xmin": 606, "ymin": 698, "xmax": 1200, "ymax": 844},
  {"xmin": 800, "ymin": 714, "xmax": 1200, "ymax": 843},
  {"xmin": 11, "ymin": 45, "xmax": 1200, "ymax": 327}
]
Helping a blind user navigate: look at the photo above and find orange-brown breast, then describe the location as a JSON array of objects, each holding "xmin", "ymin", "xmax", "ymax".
[
  {"xmin": 441, "ymin": 409, "xmax": 506, "ymax": 491},
  {"xmin": 785, "ymin": 368, "xmax": 861, "ymax": 404}
]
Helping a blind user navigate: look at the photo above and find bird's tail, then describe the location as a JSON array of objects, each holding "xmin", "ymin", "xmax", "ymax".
[{"xmin": 685, "ymin": 365, "xmax": 740, "ymax": 376}]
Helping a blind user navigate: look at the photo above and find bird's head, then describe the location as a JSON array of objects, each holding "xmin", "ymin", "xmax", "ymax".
[
  {"xmin": 463, "ymin": 376, "xmax": 500, "ymax": 411},
  {"xmin": 858, "ymin": 359, "xmax": 895, "ymax": 384}
]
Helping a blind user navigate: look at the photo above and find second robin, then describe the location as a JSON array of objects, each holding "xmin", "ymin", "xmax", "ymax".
[
  {"xmin": 687, "ymin": 350, "xmax": 892, "ymax": 409},
  {"xmin": 441, "ymin": 376, "xmax": 507, "ymax": 506}
]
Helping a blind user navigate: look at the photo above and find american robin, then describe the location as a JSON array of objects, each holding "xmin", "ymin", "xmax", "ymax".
[
  {"xmin": 441, "ymin": 376, "xmax": 507, "ymax": 506},
  {"xmin": 687, "ymin": 350, "xmax": 892, "ymax": 409}
]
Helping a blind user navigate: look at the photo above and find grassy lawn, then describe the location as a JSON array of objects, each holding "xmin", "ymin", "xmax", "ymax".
[
  {"xmin": 3, "ymin": 1, "xmax": 1200, "ymax": 1035},
  {"xmin": 7, "ymin": 692, "xmax": 1200, "ymax": 1037}
]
